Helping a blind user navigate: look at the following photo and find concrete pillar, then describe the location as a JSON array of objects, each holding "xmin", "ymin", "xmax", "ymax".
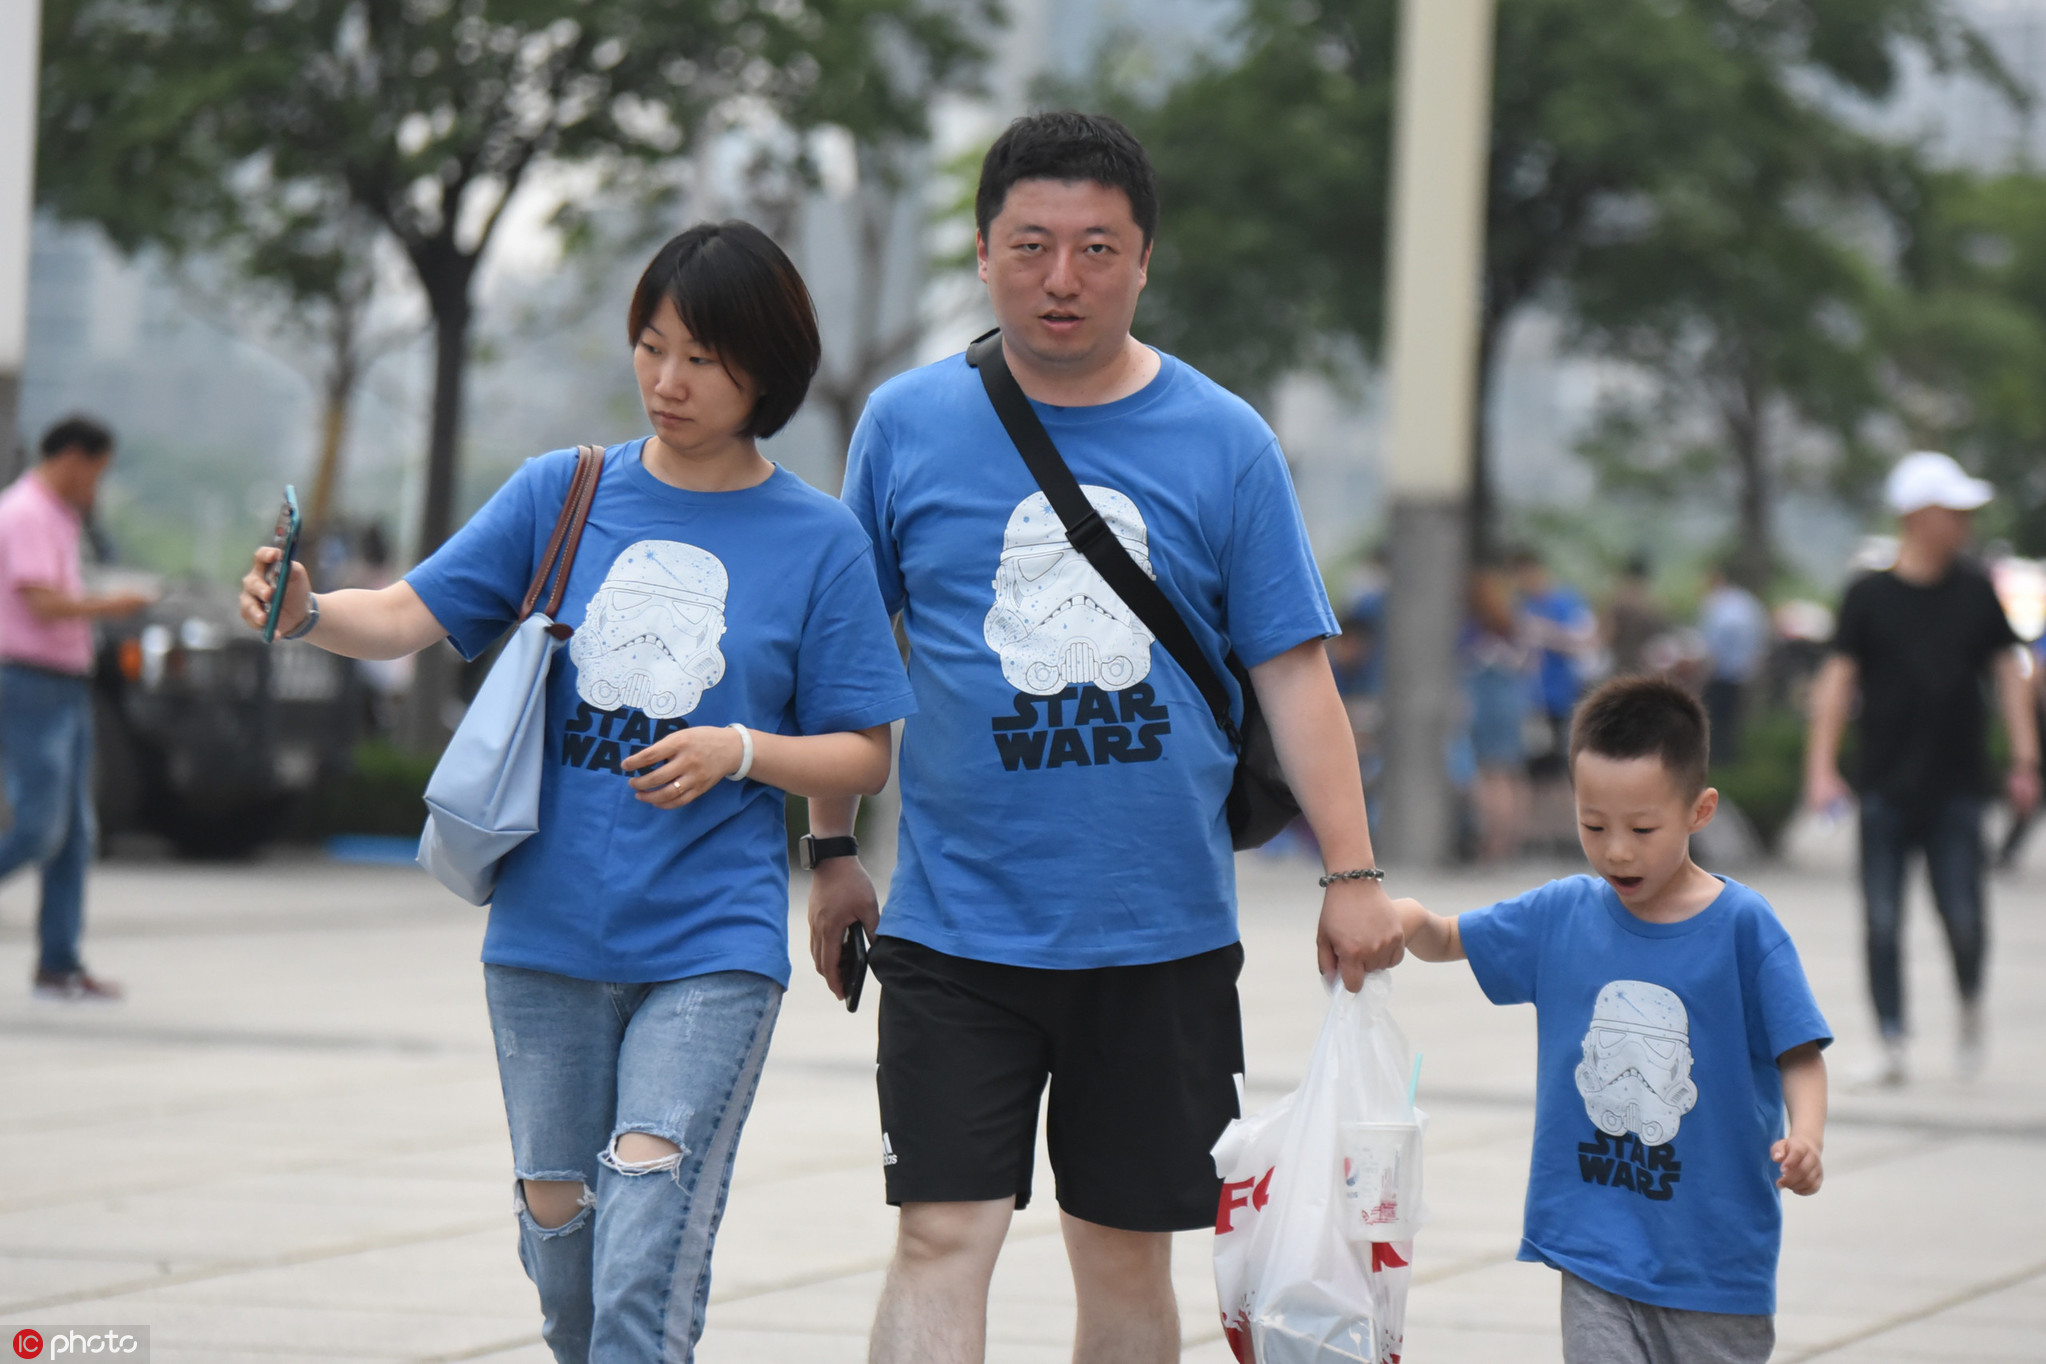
[
  {"xmin": 1377, "ymin": 0, "xmax": 1495, "ymax": 865},
  {"xmin": 0, "ymin": 1, "xmax": 41, "ymax": 476}
]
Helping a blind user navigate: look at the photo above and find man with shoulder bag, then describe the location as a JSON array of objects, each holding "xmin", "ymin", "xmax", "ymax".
[{"xmin": 808, "ymin": 111, "xmax": 1404, "ymax": 1363}]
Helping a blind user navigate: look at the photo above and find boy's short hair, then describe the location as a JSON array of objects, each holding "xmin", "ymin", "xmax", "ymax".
[
  {"xmin": 1570, "ymin": 675, "xmax": 1711, "ymax": 796},
  {"xmin": 975, "ymin": 111, "xmax": 1159, "ymax": 247},
  {"xmin": 40, "ymin": 415, "xmax": 114, "ymax": 460},
  {"xmin": 626, "ymin": 221, "xmax": 820, "ymax": 440}
]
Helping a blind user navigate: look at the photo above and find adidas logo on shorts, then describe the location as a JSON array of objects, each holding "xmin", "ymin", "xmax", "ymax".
[{"xmin": 881, "ymin": 1132, "xmax": 898, "ymax": 1167}]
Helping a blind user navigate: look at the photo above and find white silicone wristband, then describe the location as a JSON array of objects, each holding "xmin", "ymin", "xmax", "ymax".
[{"xmin": 724, "ymin": 723, "xmax": 755, "ymax": 782}]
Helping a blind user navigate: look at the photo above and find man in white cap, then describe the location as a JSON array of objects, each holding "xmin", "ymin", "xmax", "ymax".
[{"xmin": 1805, "ymin": 451, "xmax": 2039, "ymax": 1084}]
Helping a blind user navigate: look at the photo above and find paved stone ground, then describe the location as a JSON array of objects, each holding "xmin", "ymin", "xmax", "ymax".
[{"xmin": 2, "ymin": 826, "xmax": 2043, "ymax": 1361}]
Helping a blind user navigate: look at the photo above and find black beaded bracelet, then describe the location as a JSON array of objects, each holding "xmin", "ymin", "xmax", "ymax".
[{"xmin": 1318, "ymin": 867, "xmax": 1386, "ymax": 888}]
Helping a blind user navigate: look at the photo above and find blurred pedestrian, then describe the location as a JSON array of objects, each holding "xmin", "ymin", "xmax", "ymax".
[
  {"xmin": 1996, "ymin": 635, "xmax": 2046, "ymax": 870},
  {"xmin": 1601, "ymin": 552, "xmax": 1669, "ymax": 677},
  {"xmin": 0, "ymin": 417, "xmax": 153, "ymax": 1003},
  {"xmin": 1699, "ymin": 563, "xmax": 1771, "ymax": 764},
  {"xmin": 1464, "ymin": 564, "xmax": 1530, "ymax": 861},
  {"xmin": 810, "ymin": 113, "xmax": 1402, "ymax": 1363},
  {"xmin": 242, "ymin": 222, "xmax": 915, "ymax": 1361},
  {"xmin": 1510, "ymin": 547, "xmax": 1598, "ymax": 774},
  {"xmin": 1804, "ymin": 452, "xmax": 2039, "ymax": 1085}
]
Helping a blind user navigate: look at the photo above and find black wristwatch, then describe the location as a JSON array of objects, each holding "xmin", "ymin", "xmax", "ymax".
[{"xmin": 797, "ymin": 834, "xmax": 859, "ymax": 871}]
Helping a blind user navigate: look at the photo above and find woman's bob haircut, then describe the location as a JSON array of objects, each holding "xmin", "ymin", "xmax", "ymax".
[{"xmin": 627, "ymin": 221, "xmax": 821, "ymax": 440}]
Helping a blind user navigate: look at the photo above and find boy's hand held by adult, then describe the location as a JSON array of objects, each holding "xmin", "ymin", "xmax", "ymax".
[
  {"xmin": 623, "ymin": 726, "xmax": 744, "ymax": 808},
  {"xmin": 1771, "ymin": 1135, "xmax": 1823, "ymax": 1196},
  {"xmin": 1317, "ymin": 878, "xmax": 1404, "ymax": 988},
  {"xmin": 807, "ymin": 857, "xmax": 880, "ymax": 999}
]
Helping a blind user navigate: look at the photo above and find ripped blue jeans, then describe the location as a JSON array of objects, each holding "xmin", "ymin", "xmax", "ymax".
[{"xmin": 484, "ymin": 964, "xmax": 782, "ymax": 1363}]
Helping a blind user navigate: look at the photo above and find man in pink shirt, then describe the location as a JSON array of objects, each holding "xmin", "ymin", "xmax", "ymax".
[{"xmin": 0, "ymin": 417, "xmax": 153, "ymax": 1001}]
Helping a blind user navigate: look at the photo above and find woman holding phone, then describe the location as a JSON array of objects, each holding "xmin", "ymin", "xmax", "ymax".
[{"xmin": 239, "ymin": 222, "xmax": 914, "ymax": 1362}]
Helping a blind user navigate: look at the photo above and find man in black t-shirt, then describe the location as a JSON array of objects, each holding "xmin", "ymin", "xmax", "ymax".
[{"xmin": 1805, "ymin": 452, "xmax": 2039, "ymax": 1086}]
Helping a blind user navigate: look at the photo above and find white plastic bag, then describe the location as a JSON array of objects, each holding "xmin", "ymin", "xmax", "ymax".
[{"xmin": 1213, "ymin": 972, "xmax": 1422, "ymax": 1363}]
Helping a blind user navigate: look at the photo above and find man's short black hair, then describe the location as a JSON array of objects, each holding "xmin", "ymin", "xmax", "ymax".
[
  {"xmin": 627, "ymin": 220, "xmax": 820, "ymax": 440},
  {"xmin": 975, "ymin": 111, "xmax": 1159, "ymax": 246},
  {"xmin": 40, "ymin": 415, "xmax": 114, "ymax": 460},
  {"xmin": 1570, "ymin": 675, "xmax": 1711, "ymax": 797}
]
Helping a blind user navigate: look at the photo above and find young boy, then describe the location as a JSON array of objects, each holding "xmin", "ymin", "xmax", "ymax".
[{"xmin": 1397, "ymin": 675, "xmax": 1829, "ymax": 1363}]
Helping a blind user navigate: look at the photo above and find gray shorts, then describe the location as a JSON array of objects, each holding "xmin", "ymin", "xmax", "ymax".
[{"xmin": 1561, "ymin": 1271, "xmax": 1774, "ymax": 1364}]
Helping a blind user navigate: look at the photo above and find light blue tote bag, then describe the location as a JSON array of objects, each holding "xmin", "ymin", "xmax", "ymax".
[{"xmin": 418, "ymin": 446, "xmax": 603, "ymax": 904}]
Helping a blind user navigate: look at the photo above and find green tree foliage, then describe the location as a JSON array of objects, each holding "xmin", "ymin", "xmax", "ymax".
[
  {"xmin": 1889, "ymin": 171, "xmax": 2046, "ymax": 554},
  {"xmin": 1095, "ymin": 0, "xmax": 1998, "ymax": 557},
  {"xmin": 38, "ymin": 0, "xmax": 990, "ymax": 561},
  {"xmin": 1566, "ymin": 109, "xmax": 1904, "ymax": 590}
]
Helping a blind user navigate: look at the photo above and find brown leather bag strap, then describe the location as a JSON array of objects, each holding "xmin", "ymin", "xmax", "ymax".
[
  {"xmin": 517, "ymin": 445, "xmax": 605, "ymax": 624},
  {"xmin": 543, "ymin": 445, "xmax": 604, "ymax": 621}
]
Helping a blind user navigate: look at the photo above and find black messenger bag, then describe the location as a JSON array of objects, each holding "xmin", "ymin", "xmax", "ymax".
[{"xmin": 966, "ymin": 329, "xmax": 1301, "ymax": 849}]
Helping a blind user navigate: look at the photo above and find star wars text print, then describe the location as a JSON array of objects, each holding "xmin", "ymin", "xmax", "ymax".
[
  {"xmin": 559, "ymin": 702, "xmax": 689, "ymax": 777},
  {"xmin": 1573, "ymin": 980, "xmax": 1699, "ymax": 1201},
  {"xmin": 982, "ymin": 487, "xmax": 1175, "ymax": 771},
  {"xmin": 570, "ymin": 540, "xmax": 729, "ymax": 719}
]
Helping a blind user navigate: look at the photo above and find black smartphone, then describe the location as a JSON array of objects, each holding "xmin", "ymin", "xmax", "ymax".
[
  {"xmin": 262, "ymin": 485, "xmax": 303, "ymax": 644},
  {"xmin": 840, "ymin": 920, "xmax": 870, "ymax": 1014}
]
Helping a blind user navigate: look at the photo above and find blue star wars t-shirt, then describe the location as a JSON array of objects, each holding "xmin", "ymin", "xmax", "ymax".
[
  {"xmin": 407, "ymin": 442, "xmax": 916, "ymax": 986},
  {"xmin": 843, "ymin": 351, "xmax": 1338, "ymax": 969},
  {"xmin": 1458, "ymin": 875, "xmax": 1832, "ymax": 1315}
]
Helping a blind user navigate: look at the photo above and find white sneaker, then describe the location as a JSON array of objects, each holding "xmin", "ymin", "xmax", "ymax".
[
  {"xmin": 1958, "ymin": 1003, "xmax": 1986, "ymax": 1081},
  {"xmin": 1856, "ymin": 1037, "xmax": 1907, "ymax": 1088}
]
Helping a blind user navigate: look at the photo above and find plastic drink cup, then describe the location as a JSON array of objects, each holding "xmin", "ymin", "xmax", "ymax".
[{"xmin": 1339, "ymin": 1121, "xmax": 1421, "ymax": 1243}]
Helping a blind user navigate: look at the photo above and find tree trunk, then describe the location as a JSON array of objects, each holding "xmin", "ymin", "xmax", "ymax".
[
  {"xmin": 416, "ymin": 253, "xmax": 475, "ymax": 560},
  {"xmin": 398, "ymin": 242, "xmax": 478, "ymax": 755},
  {"xmin": 1724, "ymin": 366, "xmax": 1773, "ymax": 594},
  {"xmin": 305, "ymin": 305, "xmax": 358, "ymax": 537}
]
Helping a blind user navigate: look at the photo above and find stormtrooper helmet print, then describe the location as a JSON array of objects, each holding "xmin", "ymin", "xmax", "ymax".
[
  {"xmin": 983, "ymin": 486, "xmax": 1156, "ymax": 696},
  {"xmin": 570, "ymin": 540, "xmax": 729, "ymax": 719},
  {"xmin": 1573, "ymin": 980, "xmax": 1700, "ymax": 1147}
]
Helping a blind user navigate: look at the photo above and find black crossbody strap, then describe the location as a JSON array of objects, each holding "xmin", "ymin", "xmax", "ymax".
[{"xmin": 966, "ymin": 330, "xmax": 1241, "ymax": 746}]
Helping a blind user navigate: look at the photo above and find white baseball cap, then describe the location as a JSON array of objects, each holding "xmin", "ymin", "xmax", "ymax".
[{"xmin": 1886, "ymin": 451, "xmax": 1993, "ymax": 515}]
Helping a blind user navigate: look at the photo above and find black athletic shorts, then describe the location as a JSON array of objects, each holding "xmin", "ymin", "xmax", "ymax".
[{"xmin": 871, "ymin": 934, "xmax": 1245, "ymax": 1233}]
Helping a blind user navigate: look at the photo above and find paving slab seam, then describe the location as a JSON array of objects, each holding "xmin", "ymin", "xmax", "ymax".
[
  {"xmin": 0, "ymin": 1064, "xmax": 486, "ymax": 1139},
  {"xmin": 0, "ymin": 1129, "xmax": 510, "ymax": 1216},
  {"xmin": 0, "ymin": 1017, "xmax": 485, "ymax": 1056},
  {"xmin": 706, "ymin": 1223, "xmax": 1064, "ymax": 1307},
  {"xmin": 1819, "ymin": 1134, "xmax": 1956, "ymax": 1180},
  {"xmin": 0, "ymin": 1216, "xmax": 507, "ymax": 1314},
  {"xmin": 414, "ymin": 1331, "xmax": 547, "ymax": 1362},
  {"xmin": 0, "ymin": 908, "xmax": 477, "ymax": 941},
  {"xmin": 1775, "ymin": 1255, "xmax": 2046, "ymax": 1362}
]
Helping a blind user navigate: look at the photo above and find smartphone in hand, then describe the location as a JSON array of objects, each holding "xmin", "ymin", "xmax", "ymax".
[
  {"xmin": 840, "ymin": 921, "xmax": 870, "ymax": 1014},
  {"xmin": 262, "ymin": 486, "xmax": 303, "ymax": 644}
]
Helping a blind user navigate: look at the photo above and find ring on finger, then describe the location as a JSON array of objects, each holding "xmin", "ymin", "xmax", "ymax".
[{"xmin": 671, "ymin": 778, "xmax": 684, "ymax": 791}]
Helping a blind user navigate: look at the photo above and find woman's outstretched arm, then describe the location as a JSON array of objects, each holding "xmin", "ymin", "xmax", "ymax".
[{"xmin": 239, "ymin": 546, "xmax": 449, "ymax": 660}]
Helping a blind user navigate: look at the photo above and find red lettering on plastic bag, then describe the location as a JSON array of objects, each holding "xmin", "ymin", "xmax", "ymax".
[{"xmin": 1215, "ymin": 1165, "xmax": 1274, "ymax": 1233}]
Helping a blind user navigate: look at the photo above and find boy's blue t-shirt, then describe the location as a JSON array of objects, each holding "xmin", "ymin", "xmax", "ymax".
[
  {"xmin": 407, "ymin": 442, "xmax": 916, "ymax": 987},
  {"xmin": 843, "ymin": 351, "xmax": 1337, "ymax": 969},
  {"xmin": 1458, "ymin": 874, "xmax": 1831, "ymax": 1315}
]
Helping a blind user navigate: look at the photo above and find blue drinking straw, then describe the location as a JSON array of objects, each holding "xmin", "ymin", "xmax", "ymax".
[{"xmin": 1407, "ymin": 1053, "xmax": 1424, "ymax": 1109}]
